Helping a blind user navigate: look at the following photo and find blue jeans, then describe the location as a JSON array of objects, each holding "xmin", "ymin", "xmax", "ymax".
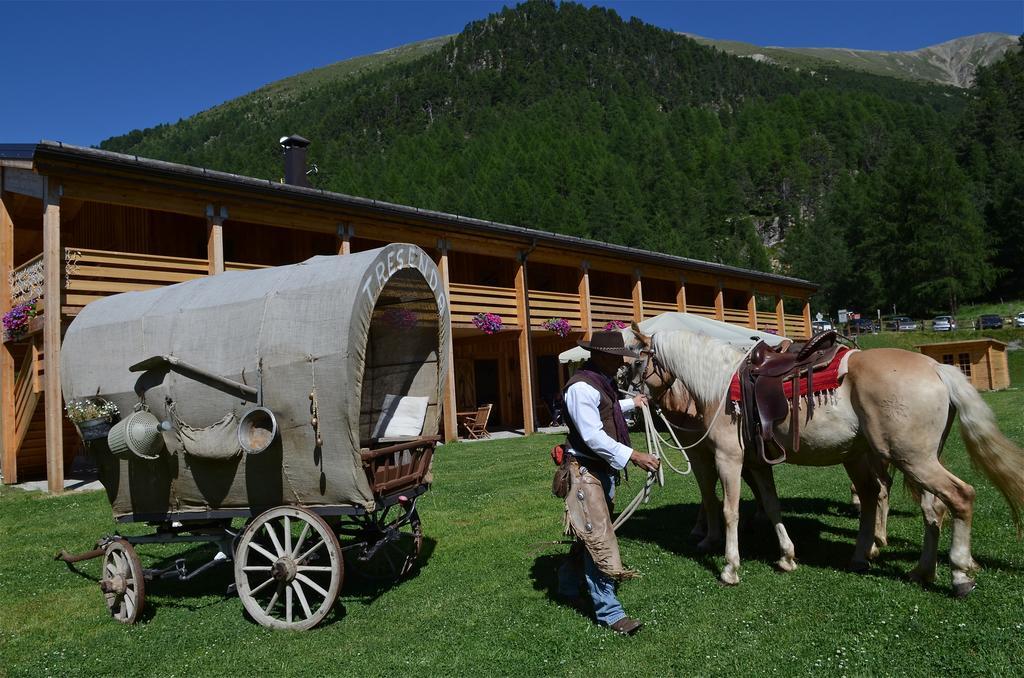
[{"xmin": 557, "ymin": 465, "xmax": 626, "ymax": 626}]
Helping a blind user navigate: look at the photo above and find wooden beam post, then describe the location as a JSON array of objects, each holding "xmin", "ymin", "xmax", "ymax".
[
  {"xmin": 0, "ymin": 171, "xmax": 17, "ymax": 484},
  {"xmin": 675, "ymin": 276, "xmax": 687, "ymax": 312},
  {"xmin": 776, "ymin": 294, "xmax": 786, "ymax": 337},
  {"xmin": 42, "ymin": 179, "xmax": 64, "ymax": 494},
  {"xmin": 206, "ymin": 204, "xmax": 226, "ymax": 275},
  {"xmin": 747, "ymin": 290, "xmax": 758, "ymax": 329},
  {"xmin": 714, "ymin": 281, "xmax": 725, "ymax": 321},
  {"xmin": 437, "ymin": 239, "xmax": 458, "ymax": 443},
  {"xmin": 802, "ymin": 298, "xmax": 812, "ymax": 339},
  {"xmin": 578, "ymin": 261, "xmax": 593, "ymax": 339},
  {"xmin": 632, "ymin": 269, "xmax": 644, "ymax": 323},
  {"xmin": 514, "ymin": 252, "xmax": 535, "ymax": 435},
  {"xmin": 337, "ymin": 222, "xmax": 353, "ymax": 255}
]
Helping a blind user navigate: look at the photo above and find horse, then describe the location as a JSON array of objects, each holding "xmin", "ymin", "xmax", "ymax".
[{"xmin": 622, "ymin": 325, "xmax": 1024, "ymax": 597}]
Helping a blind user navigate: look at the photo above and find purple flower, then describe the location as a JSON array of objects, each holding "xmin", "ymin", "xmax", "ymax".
[
  {"xmin": 542, "ymin": 317, "xmax": 571, "ymax": 338},
  {"xmin": 603, "ymin": 320, "xmax": 628, "ymax": 331},
  {"xmin": 472, "ymin": 312, "xmax": 503, "ymax": 335},
  {"xmin": 3, "ymin": 299, "xmax": 38, "ymax": 339}
]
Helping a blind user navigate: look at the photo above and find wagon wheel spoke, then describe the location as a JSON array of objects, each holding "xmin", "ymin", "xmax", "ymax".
[
  {"xmin": 295, "ymin": 539, "xmax": 325, "ymax": 564},
  {"xmin": 264, "ymin": 521, "xmax": 285, "ymax": 557},
  {"xmin": 291, "ymin": 522, "xmax": 311, "ymax": 558},
  {"xmin": 247, "ymin": 541, "xmax": 278, "ymax": 563},
  {"xmin": 292, "ymin": 581, "xmax": 314, "ymax": 620},
  {"xmin": 249, "ymin": 575, "xmax": 276, "ymax": 596},
  {"xmin": 234, "ymin": 506, "xmax": 343, "ymax": 631},
  {"xmin": 264, "ymin": 584, "xmax": 283, "ymax": 615}
]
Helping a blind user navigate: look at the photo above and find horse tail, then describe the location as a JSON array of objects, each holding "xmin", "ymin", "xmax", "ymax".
[{"xmin": 935, "ymin": 363, "xmax": 1024, "ymax": 537}]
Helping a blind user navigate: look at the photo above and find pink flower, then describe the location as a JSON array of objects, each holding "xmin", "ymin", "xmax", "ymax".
[
  {"xmin": 542, "ymin": 317, "xmax": 571, "ymax": 338},
  {"xmin": 472, "ymin": 312, "xmax": 503, "ymax": 334},
  {"xmin": 603, "ymin": 320, "xmax": 628, "ymax": 331}
]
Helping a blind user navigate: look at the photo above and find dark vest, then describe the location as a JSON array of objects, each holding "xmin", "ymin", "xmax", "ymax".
[{"xmin": 563, "ymin": 368, "xmax": 630, "ymax": 474}]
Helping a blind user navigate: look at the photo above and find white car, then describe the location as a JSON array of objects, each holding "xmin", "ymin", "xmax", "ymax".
[
  {"xmin": 1016, "ymin": 312, "xmax": 1024, "ymax": 328},
  {"xmin": 932, "ymin": 315, "xmax": 957, "ymax": 331}
]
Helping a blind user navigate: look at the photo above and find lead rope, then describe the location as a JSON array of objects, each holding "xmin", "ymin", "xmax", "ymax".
[{"xmin": 611, "ymin": 400, "xmax": 688, "ymax": 531}]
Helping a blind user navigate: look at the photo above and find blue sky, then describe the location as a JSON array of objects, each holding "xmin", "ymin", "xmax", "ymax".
[{"xmin": 2, "ymin": 1, "xmax": 1021, "ymax": 146}]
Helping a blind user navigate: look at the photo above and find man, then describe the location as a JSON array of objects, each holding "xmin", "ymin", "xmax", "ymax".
[{"xmin": 557, "ymin": 331, "xmax": 661, "ymax": 636}]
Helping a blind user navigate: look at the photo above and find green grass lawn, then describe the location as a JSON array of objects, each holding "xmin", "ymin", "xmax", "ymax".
[{"xmin": 2, "ymin": 376, "xmax": 1024, "ymax": 676}]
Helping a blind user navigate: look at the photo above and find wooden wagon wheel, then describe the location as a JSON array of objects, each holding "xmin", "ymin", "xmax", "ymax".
[
  {"xmin": 346, "ymin": 504, "xmax": 423, "ymax": 582},
  {"xmin": 234, "ymin": 506, "xmax": 343, "ymax": 631},
  {"xmin": 99, "ymin": 538, "xmax": 145, "ymax": 624}
]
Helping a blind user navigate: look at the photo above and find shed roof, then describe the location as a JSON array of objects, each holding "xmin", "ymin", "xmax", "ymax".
[
  {"xmin": 0, "ymin": 141, "xmax": 816, "ymax": 292},
  {"xmin": 915, "ymin": 338, "xmax": 1008, "ymax": 350}
]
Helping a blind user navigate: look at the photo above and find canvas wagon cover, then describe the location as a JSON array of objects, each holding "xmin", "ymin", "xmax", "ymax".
[{"xmin": 61, "ymin": 244, "xmax": 450, "ymax": 519}]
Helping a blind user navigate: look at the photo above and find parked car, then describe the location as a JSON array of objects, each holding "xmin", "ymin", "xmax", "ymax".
[
  {"xmin": 848, "ymin": 318, "xmax": 877, "ymax": 334},
  {"xmin": 884, "ymin": 315, "xmax": 919, "ymax": 332},
  {"xmin": 932, "ymin": 315, "xmax": 957, "ymax": 331},
  {"xmin": 1015, "ymin": 312, "xmax": 1024, "ymax": 328},
  {"xmin": 811, "ymin": 320, "xmax": 834, "ymax": 335},
  {"xmin": 975, "ymin": 314, "xmax": 1004, "ymax": 330}
]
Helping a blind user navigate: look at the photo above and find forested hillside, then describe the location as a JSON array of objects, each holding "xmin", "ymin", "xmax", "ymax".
[{"xmin": 100, "ymin": 1, "xmax": 1021, "ymax": 315}]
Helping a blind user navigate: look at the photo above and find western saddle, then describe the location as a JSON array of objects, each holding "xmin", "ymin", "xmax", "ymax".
[{"xmin": 737, "ymin": 330, "xmax": 842, "ymax": 465}]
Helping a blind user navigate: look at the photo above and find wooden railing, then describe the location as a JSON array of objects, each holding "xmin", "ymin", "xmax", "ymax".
[
  {"xmin": 62, "ymin": 248, "xmax": 210, "ymax": 315},
  {"xmin": 448, "ymin": 283, "xmax": 519, "ymax": 328},
  {"xmin": 641, "ymin": 300, "xmax": 676, "ymax": 320},
  {"xmin": 723, "ymin": 308, "xmax": 751, "ymax": 327},
  {"xmin": 757, "ymin": 320, "xmax": 781, "ymax": 334},
  {"xmin": 13, "ymin": 345, "xmax": 41, "ymax": 454},
  {"xmin": 785, "ymin": 314, "xmax": 808, "ymax": 339},
  {"xmin": 589, "ymin": 295, "xmax": 634, "ymax": 330},
  {"xmin": 686, "ymin": 304, "xmax": 717, "ymax": 319},
  {"xmin": 528, "ymin": 290, "xmax": 581, "ymax": 331}
]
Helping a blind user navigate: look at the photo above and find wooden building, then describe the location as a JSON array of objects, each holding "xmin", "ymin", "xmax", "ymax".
[
  {"xmin": 917, "ymin": 338, "xmax": 1009, "ymax": 391},
  {"xmin": 0, "ymin": 141, "xmax": 816, "ymax": 492}
]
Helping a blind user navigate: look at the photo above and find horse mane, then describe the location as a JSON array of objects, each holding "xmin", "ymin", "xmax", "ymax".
[{"xmin": 651, "ymin": 330, "xmax": 744, "ymax": 407}]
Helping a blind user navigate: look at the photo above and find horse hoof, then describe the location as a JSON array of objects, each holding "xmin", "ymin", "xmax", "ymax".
[
  {"xmin": 719, "ymin": 571, "xmax": 740, "ymax": 586},
  {"xmin": 953, "ymin": 581, "xmax": 976, "ymax": 598},
  {"xmin": 776, "ymin": 557, "xmax": 797, "ymax": 573},
  {"xmin": 868, "ymin": 544, "xmax": 881, "ymax": 561},
  {"xmin": 848, "ymin": 559, "xmax": 870, "ymax": 574}
]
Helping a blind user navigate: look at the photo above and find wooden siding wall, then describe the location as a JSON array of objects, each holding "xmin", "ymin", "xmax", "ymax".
[
  {"xmin": 528, "ymin": 261, "xmax": 579, "ymax": 294},
  {"xmin": 63, "ymin": 202, "xmax": 208, "ymax": 259},
  {"xmin": 223, "ymin": 219, "xmax": 336, "ymax": 266}
]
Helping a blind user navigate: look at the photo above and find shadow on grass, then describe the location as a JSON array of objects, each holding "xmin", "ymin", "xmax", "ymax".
[
  {"xmin": 57, "ymin": 535, "xmax": 440, "ymax": 627},
  {"xmin": 610, "ymin": 497, "xmax": 998, "ymax": 587},
  {"xmin": 527, "ymin": 552, "xmax": 596, "ymax": 622}
]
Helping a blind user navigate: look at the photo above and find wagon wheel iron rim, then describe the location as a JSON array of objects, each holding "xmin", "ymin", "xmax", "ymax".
[
  {"xmin": 233, "ymin": 506, "xmax": 343, "ymax": 631},
  {"xmin": 100, "ymin": 538, "xmax": 145, "ymax": 624},
  {"xmin": 349, "ymin": 506, "xmax": 423, "ymax": 582}
]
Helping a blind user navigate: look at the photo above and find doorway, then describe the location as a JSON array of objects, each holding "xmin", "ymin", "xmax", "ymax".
[{"xmin": 473, "ymin": 359, "xmax": 501, "ymax": 424}]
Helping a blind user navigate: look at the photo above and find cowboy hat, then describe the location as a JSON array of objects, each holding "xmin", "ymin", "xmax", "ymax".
[{"xmin": 577, "ymin": 331, "xmax": 640, "ymax": 358}]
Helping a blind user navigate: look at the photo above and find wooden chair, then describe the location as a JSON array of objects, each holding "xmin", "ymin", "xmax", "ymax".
[{"xmin": 460, "ymin": 404, "xmax": 493, "ymax": 439}]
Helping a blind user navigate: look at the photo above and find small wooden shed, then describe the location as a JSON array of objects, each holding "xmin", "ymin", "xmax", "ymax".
[{"xmin": 916, "ymin": 338, "xmax": 1009, "ymax": 391}]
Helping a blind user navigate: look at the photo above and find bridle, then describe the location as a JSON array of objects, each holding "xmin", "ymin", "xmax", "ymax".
[{"xmin": 626, "ymin": 342, "xmax": 675, "ymax": 400}]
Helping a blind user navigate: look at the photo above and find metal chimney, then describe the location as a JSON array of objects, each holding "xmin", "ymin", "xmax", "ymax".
[{"xmin": 279, "ymin": 134, "xmax": 311, "ymax": 187}]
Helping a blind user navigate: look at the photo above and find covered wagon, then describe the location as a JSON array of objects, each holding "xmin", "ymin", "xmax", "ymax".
[{"xmin": 56, "ymin": 243, "xmax": 450, "ymax": 629}]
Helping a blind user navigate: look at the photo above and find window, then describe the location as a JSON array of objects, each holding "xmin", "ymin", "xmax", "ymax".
[
  {"xmin": 942, "ymin": 354, "xmax": 954, "ymax": 365},
  {"xmin": 957, "ymin": 353, "xmax": 972, "ymax": 378}
]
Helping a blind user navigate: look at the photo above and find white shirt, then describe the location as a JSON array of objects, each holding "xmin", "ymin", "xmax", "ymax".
[{"xmin": 564, "ymin": 381, "xmax": 636, "ymax": 471}]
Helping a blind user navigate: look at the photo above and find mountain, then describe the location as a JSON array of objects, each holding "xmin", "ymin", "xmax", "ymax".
[
  {"xmin": 685, "ymin": 32, "xmax": 1019, "ymax": 88},
  {"xmin": 99, "ymin": 1, "xmax": 1020, "ymax": 315}
]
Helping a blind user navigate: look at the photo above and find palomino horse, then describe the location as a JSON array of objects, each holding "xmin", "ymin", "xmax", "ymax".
[{"xmin": 623, "ymin": 326, "xmax": 1024, "ymax": 596}]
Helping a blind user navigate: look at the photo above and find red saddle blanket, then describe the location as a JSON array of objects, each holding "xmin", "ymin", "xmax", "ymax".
[{"xmin": 729, "ymin": 347, "xmax": 852, "ymax": 402}]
